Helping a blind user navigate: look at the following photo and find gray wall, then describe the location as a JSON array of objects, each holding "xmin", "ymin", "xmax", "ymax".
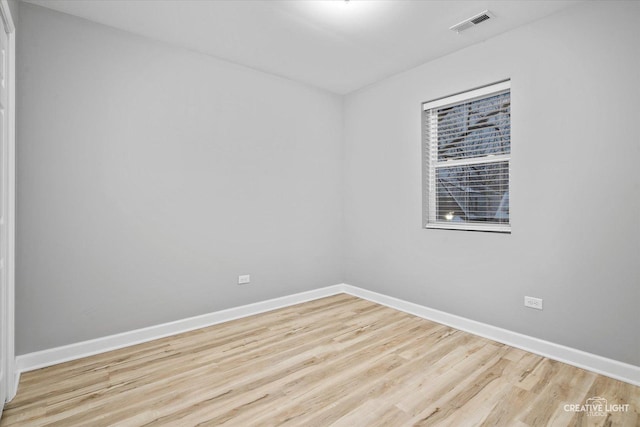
[
  {"xmin": 343, "ymin": 1, "xmax": 640, "ymax": 366},
  {"xmin": 16, "ymin": 3, "xmax": 343, "ymax": 354}
]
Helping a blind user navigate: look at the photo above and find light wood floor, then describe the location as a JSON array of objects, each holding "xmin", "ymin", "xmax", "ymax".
[{"xmin": 2, "ymin": 294, "xmax": 639, "ymax": 426}]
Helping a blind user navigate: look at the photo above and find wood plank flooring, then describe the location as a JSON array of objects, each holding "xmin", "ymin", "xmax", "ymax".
[{"xmin": 2, "ymin": 294, "xmax": 639, "ymax": 426}]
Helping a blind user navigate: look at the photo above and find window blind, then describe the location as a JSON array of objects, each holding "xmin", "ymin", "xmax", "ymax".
[{"xmin": 423, "ymin": 80, "xmax": 511, "ymax": 232}]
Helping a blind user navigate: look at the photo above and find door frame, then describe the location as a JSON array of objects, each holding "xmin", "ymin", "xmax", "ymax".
[{"xmin": 0, "ymin": 0, "xmax": 15, "ymax": 403}]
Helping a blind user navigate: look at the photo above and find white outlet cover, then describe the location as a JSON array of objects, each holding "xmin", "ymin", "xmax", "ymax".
[
  {"xmin": 524, "ymin": 296, "xmax": 543, "ymax": 310},
  {"xmin": 238, "ymin": 275, "xmax": 251, "ymax": 285}
]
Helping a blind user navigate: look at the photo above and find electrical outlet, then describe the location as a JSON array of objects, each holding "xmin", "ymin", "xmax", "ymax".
[
  {"xmin": 524, "ymin": 296, "xmax": 543, "ymax": 310},
  {"xmin": 238, "ymin": 274, "xmax": 251, "ymax": 285}
]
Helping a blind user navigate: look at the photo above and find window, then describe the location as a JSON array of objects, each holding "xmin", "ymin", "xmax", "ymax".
[{"xmin": 423, "ymin": 80, "xmax": 511, "ymax": 233}]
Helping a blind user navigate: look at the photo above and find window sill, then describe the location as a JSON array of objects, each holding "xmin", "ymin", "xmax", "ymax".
[{"xmin": 425, "ymin": 223, "xmax": 511, "ymax": 234}]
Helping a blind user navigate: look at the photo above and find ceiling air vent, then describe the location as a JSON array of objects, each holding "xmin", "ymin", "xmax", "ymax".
[{"xmin": 449, "ymin": 10, "xmax": 494, "ymax": 33}]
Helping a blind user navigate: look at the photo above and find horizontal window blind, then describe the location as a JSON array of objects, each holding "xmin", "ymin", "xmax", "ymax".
[{"xmin": 424, "ymin": 81, "xmax": 511, "ymax": 232}]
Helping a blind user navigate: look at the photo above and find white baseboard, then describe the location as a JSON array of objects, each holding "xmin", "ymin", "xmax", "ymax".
[
  {"xmin": 14, "ymin": 283, "xmax": 639, "ymax": 391},
  {"xmin": 340, "ymin": 284, "xmax": 640, "ymax": 387},
  {"xmin": 15, "ymin": 285, "xmax": 345, "ymax": 375}
]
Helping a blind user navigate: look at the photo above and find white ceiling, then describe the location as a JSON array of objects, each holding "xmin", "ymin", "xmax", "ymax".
[{"xmin": 24, "ymin": 0, "xmax": 581, "ymax": 94}]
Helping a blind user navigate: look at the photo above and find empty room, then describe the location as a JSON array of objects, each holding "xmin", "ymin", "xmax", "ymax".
[{"xmin": 0, "ymin": 0, "xmax": 638, "ymax": 425}]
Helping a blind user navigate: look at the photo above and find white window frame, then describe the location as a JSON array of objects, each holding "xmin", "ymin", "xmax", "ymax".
[{"xmin": 423, "ymin": 80, "xmax": 511, "ymax": 233}]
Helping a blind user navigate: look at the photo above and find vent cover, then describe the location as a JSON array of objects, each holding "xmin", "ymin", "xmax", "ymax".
[{"xmin": 449, "ymin": 10, "xmax": 494, "ymax": 33}]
